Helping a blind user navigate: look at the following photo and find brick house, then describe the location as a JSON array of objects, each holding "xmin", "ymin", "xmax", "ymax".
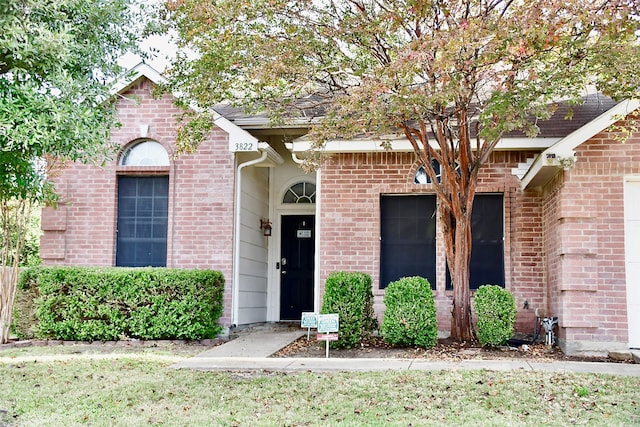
[{"xmin": 41, "ymin": 63, "xmax": 640, "ymax": 355}]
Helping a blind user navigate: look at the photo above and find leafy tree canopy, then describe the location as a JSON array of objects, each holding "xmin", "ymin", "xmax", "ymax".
[
  {"xmin": 0, "ymin": 0, "xmax": 146, "ymax": 343},
  {"xmin": 163, "ymin": 0, "xmax": 640, "ymax": 340},
  {"xmin": 0, "ymin": 0, "xmax": 143, "ymax": 202},
  {"xmin": 164, "ymin": 0, "xmax": 639, "ymax": 156}
]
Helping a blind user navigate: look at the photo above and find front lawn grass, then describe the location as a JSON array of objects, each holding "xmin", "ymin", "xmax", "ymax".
[{"xmin": 1, "ymin": 347, "xmax": 638, "ymax": 426}]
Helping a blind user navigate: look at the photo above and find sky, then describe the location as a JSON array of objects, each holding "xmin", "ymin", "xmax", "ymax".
[{"xmin": 118, "ymin": 33, "xmax": 177, "ymax": 71}]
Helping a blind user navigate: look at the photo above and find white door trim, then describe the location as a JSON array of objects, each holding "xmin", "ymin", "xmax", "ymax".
[
  {"xmin": 266, "ymin": 174, "xmax": 317, "ymax": 321},
  {"xmin": 624, "ymin": 176, "xmax": 640, "ymax": 348}
]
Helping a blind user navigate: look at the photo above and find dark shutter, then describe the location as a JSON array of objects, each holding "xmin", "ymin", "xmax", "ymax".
[
  {"xmin": 380, "ymin": 195, "xmax": 436, "ymax": 289},
  {"xmin": 116, "ymin": 176, "xmax": 169, "ymax": 267},
  {"xmin": 446, "ymin": 194, "xmax": 504, "ymax": 289}
]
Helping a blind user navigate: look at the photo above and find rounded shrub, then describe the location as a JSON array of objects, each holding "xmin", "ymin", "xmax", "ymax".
[
  {"xmin": 321, "ymin": 271, "xmax": 377, "ymax": 349},
  {"xmin": 473, "ymin": 285, "xmax": 517, "ymax": 347},
  {"xmin": 381, "ymin": 276, "xmax": 437, "ymax": 348}
]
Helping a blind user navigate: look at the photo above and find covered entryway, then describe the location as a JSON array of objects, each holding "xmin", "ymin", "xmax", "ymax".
[
  {"xmin": 624, "ymin": 178, "xmax": 640, "ymax": 348},
  {"xmin": 279, "ymin": 215, "xmax": 315, "ymax": 320}
]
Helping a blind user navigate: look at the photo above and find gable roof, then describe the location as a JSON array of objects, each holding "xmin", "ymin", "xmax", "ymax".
[
  {"xmin": 521, "ymin": 99, "xmax": 640, "ymax": 189},
  {"xmin": 221, "ymin": 93, "xmax": 621, "ymax": 153},
  {"xmin": 111, "ymin": 63, "xmax": 283, "ymax": 163}
]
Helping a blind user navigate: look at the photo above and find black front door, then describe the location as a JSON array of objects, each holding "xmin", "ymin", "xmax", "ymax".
[{"xmin": 280, "ymin": 215, "xmax": 315, "ymax": 320}]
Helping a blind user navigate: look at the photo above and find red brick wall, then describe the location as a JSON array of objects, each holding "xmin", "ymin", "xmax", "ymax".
[
  {"xmin": 542, "ymin": 118, "xmax": 640, "ymax": 352},
  {"xmin": 40, "ymin": 77, "xmax": 236, "ymax": 327},
  {"xmin": 541, "ymin": 174, "xmax": 563, "ymax": 327},
  {"xmin": 318, "ymin": 150, "xmax": 544, "ymax": 334}
]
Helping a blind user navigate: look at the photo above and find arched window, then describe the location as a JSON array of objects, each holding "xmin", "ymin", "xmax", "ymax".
[
  {"xmin": 119, "ymin": 140, "xmax": 169, "ymax": 166},
  {"xmin": 116, "ymin": 140, "xmax": 170, "ymax": 267},
  {"xmin": 283, "ymin": 182, "xmax": 316, "ymax": 204},
  {"xmin": 414, "ymin": 160, "xmax": 440, "ymax": 184},
  {"xmin": 414, "ymin": 160, "xmax": 460, "ymax": 184}
]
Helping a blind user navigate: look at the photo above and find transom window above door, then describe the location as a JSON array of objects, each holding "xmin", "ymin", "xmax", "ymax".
[
  {"xmin": 283, "ymin": 182, "xmax": 316, "ymax": 204},
  {"xmin": 120, "ymin": 140, "xmax": 170, "ymax": 166}
]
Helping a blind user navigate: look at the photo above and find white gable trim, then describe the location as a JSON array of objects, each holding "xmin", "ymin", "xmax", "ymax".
[
  {"xmin": 110, "ymin": 62, "xmax": 165, "ymax": 94},
  {"xmin": 111, "ymin": 62, "xmax": 261, "ymax": 150},
  {"xmin": 521, "ymin": 99, "xmax": 640, "ymax": 189}
]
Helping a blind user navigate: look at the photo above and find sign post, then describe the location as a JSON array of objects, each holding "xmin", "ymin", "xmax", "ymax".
[
  {"xmin": 317, "ymin": 314, "xmax": 339, "ymax": 358},
  {"xmin": 300, "ymin": 312, "xmax": 318, "ymax": 340}
]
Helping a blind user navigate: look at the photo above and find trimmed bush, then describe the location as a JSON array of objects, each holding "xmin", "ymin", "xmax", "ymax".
[
  {"xmin": 321, "ymin": 271, "xmax": 377, "ymax": 349},
  {"xmin": 15, "ymin": 266, "xmax": 224, "ymax": 341},
  {"xmin": 473, "ymin": 285, "xmax": 517, "ymax": 347},
  {"xmin": 381, "ymin": 276, "xmax": 438, "ymax": 348}
]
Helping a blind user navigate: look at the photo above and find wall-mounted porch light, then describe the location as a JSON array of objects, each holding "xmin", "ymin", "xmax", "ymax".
[{"xmin": 260, "ymin": 219, "xmax": 272, "ymax": 237}]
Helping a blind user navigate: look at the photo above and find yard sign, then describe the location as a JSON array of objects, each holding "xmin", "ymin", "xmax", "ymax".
[
  {"xmin": 317, "ymin": 314, "xmax": 339, "ymax": 333},
  {"xmin": 301, "ymin": 312, "xmax": 318, "ymax": 340},
  {"xmin": 316, "ymin": 314, "xmax": 339, "ymax": 358}
]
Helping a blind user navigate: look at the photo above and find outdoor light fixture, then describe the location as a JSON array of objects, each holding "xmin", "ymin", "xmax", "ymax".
[{"xmin": 260, "ymin": 219, "xmax": 272, "ymax": 237}]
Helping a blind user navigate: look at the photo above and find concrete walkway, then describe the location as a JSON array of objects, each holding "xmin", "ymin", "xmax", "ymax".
[
  {"xmin": 190, "ymin": 327, "xmax": 306, "ymax": 358},
  {"xmin": 173, "ymin": 356, "xmax": 640, "ymax": 376},
  {"xmin": 171, "ymin": 326, "xmax": 640, "ymax": 377}
]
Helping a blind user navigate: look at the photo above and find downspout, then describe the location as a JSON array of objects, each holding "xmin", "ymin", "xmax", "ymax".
[
  {"xmin": 291, "ymin": 152, "xmax": 305, "ymax": 165},
  {"xmin": 313, "ymin": 168, "xmax": 321, "ymax": 313},
  {"xmin": 232, "ymin": 149, "xmax": 269, "ymax": 326}
]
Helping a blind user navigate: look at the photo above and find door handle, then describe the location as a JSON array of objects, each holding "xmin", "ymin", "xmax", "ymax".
[{"xmin": 281, "ymin": 270, "xmax": 287, "ymax": 275}]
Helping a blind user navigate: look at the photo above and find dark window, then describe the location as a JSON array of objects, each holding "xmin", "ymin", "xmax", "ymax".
[
  {"xmin": 380, "ymin": 195, "xmax": 436, "ymax": 289},
  {"xmin": 116, "ymin": 176, "xmax": 169, "ymax": 267},
  {"xmin": 446, "ymin": 194, "xmax": 504, "ymax": 289}
]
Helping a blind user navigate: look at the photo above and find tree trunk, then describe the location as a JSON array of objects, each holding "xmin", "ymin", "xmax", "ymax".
[
  {"xmin": 0, "ymin": 199, "xmax": 31, "ymax": 344},
  {"xmin": 445, "ymin": 212, "xmax": 473, "ymax": 341},
  {"xmin": 449, "ymin": 212, "xmax": 474, "ymax": 341},
  {"xmin": 439, "ymin": 185, "xmax": 476, "ymax": 342},
  {"xmin": 0, "ymin": 266, "xmax": 19, "ymax": 343}
]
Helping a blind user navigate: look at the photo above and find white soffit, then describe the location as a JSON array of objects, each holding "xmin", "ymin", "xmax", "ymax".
[
  {"xmin": 521, "ymin": 99, "xmax": 640, "ymax": 190},
  {"xmin": 288, "ymin": 136, "xmax": 559, "ymax": 153}
]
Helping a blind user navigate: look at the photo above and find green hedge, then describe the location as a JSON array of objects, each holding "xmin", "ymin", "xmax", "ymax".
[
  {"xmin": 473, "ymin": 285, "xmax": 517, "ymax": 347},
  {"xmin": 321, "ymin": 271, "xmax": 377, "ymax": 349},
  {"xmin": 381, "ymin": 276, "xmax": 438, "ymax": 348},
  {"xmin": 14, "ymin": 267, "xmax": 224, "ymax": 341}
]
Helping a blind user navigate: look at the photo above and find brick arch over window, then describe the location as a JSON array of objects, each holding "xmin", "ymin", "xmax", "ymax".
[{"xmin": 408, "ymin": 160, "xmax": 425, "ymax": 184}]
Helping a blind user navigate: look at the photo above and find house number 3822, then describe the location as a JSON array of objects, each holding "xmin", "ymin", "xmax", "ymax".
[{"xmin": 234, "ymin": 142, "xmax": 255, "ymax": 151}]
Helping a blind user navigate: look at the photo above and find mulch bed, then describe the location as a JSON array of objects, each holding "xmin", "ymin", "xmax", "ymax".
[
  {"xmin": 0, "ymin": 338, "xmax": 225, "ymax": 355},
  {"xmin": 273, "ymin": 335, "xmax": 632, "ymax": 363}
]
